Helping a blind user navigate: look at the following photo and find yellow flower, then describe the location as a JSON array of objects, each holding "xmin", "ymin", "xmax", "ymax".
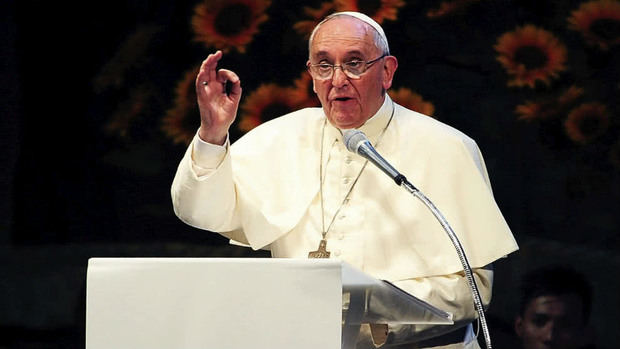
[
  {"xmin": 389, "ymin": 87, "xmax": 436, "ymax": 116},
  {"xmin": 93, "ymin": 25, "xmax": 163, "ymax": 93},
  {"xmin": 568, "ymin": 0, "xmax": 620, "ymax": 50},
  {"xmin": 564, "ymin": 102, "xmax": 611, "ymax": 144},
  {"xmin": 161, "ymin": 67, "xmax": 200, "ymax": 145},
  {"xmin": 294, "ymin": 2, "xmax": 337, "ymax": 39},
  {"xmin": 105, "ymin": 85, "xmax": 155, "ymax": 138},
  {"xmin": 334, "ymin": 0, "xmax": 405, "ymax": 23},
  {"xmin": 557, "ymin": 85, "xmax": 586, "ymax": 106},
  {"xmin": 239, "ymin": 83, "xmax": 306, "ymax": 132},
  {"xmin": 427, "ymin": 0, "xmax": 480, "ymax": 19},
  {"xmin": 192, "ymin": 0, "xmax": 271, "ymax": 53},
  {"xmin": 495, "ymin": 25, "xmax": 567, "ymax": 88},
  {"xmin": 516, "ymin": 85, "xmax": 584, "ymax": 121},
  {"xmin": 515, "ymin": 99, "xmax": 557, "ymax": 122}
]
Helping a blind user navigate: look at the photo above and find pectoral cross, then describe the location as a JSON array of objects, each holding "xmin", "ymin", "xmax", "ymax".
[{"xmin": 308, "ymin": 238, "xmax": 331, "ymax": 258}]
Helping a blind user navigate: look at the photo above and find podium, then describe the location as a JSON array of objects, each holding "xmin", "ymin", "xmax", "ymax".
[{"xmin": 86, "ymin": 258, "xmax": 452, "ymax": 349}]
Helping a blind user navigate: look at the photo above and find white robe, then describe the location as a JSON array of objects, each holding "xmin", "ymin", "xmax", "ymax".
[{"xmin": 171, "ymin": 95, "xmax": 518, "ymax": 347}]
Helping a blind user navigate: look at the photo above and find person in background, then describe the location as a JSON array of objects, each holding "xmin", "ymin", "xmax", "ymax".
[{"xmin": 515, "ymin": 265, "xmax": 594, "ymax": 349}]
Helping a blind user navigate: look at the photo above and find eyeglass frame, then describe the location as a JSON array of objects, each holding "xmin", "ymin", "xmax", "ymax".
[{"xmin": 306, "ymin": 54, "xmax": 388, "ymax": 80}]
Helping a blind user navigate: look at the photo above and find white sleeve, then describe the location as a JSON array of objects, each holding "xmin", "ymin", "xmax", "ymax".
[
  {"xmin": 191, "ymin": 133, "xmax": 229, "ymax": 175},
  {"xmin": 170, "ymin": 134, "xmax": 247, "ymax": 243}
]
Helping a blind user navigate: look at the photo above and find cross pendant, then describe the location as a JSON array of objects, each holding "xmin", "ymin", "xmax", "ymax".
[{"xmin": 308, "ymin": 238, "xmax": 331, "ymax": 258}]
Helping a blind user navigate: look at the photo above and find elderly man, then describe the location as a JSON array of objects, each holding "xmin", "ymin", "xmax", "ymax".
[{"xmin": 171, "ymin": 11, "xmax": 518, "ymax": 348}]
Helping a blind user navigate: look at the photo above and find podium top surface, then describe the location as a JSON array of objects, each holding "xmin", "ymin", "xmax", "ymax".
[{"xmin": 89, "ymin": 257, "xmax": 379, "ymax": 285}]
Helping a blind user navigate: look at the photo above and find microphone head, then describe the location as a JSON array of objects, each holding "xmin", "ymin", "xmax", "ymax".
[{"xmin": 342, "ymin": 129, "xmax": 370, "ymax": 154}]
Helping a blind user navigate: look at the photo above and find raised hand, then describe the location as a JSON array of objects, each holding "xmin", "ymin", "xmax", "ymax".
[{"xmin": 195, "ymin": 50, "xmax": 242, "ymax": 145}]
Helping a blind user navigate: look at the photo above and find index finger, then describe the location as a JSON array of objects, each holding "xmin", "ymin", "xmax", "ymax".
[{"xmin": 198, "ymin": 50, "xmax": 223, "ymax": 83}]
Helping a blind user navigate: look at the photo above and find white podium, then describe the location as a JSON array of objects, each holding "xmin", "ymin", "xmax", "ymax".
[{"xmin": 86, "ymin": 258, "xmax": 452, "ymax": 349}]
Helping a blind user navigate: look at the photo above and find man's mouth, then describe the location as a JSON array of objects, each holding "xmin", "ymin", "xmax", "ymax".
[{"xmin": 334, "ymin": 97, "xmax": 353, "ymax": 102}]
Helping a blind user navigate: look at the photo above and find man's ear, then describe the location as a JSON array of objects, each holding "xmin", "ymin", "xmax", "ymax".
[
  {"xmin": 382, "ymin": 56, "xmax": 398, "ymax": 90},
  {"xmin": 514, "ymin": 315, "xmax": 524, "ymax": 337},
  {"xmin": 307, "ymin": 61, "xmax": 317, "ymax": 93}
]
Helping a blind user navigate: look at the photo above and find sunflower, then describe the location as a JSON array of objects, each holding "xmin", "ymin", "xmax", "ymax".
[
  {"xmin": 427, "ymin": 0, "xmax": 480, "ymax": 19},
  {"xmin": 516, "ymin": 85, "xmax": 584, "ymax": 121},
  {"xmin": 192, "ymin": 0, "xmax": 271, "ymax": 53},
  {"xmin": 334, "ymin": 0, "xmax": 405, "ymax": 23},
  {"xmin": 495, "ymin": 25, "xmax": 567, "ymax": 88},
  {"xmin": 294, "ymin": 2, "xmax": 337, "ymax": 39},
  {"xmin": 564, "ymin": 102, "xmax": 611, "ymax": 144},
  {"xmin": 105, "ymin": 85, "xmax": 155, "ymax": 138},
  {"xmin": 388, "ymin": 87, "xmax": 436, "ymax": 116},
  {"xmin": 568, "ymin": 0, "xmax": 620, "ymax": 50},
  {"xmin": 161, "ymin": 67, "xmax": 201, "ymax": 145},
  {"xmin": 557, "ymin": 85, "xmax": 586, "ymax": 106},
  {"xmin": 93, "ymin": 25, "xmax": 163, "ymax": 93},
  {"xmin": 238, "ymin": 83, "xmax": 305, "ymax": 132},
  {"xmin": 515, "ymin": 98, "xmax": 558, "ymax": 121},
  {"xmin": 293, "ymin": 72, "xmax": 321, "ymax": 108}
]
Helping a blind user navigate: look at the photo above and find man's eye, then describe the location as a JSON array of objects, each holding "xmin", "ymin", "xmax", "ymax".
[
  {"xmin": 318, "ymin": 63, "xmax": 332, "ymax": 70},
  {"xmin": 532, "ymin": 315, "xmax": 550, "ymax": 327},
  {"xmin": 346, "ymin": 61, "xmax": 363, "ymax": 68}
]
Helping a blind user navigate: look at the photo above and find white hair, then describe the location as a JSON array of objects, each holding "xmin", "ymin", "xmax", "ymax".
[{"xmin": 308, "ymin": 11, "xmax": 390, "ymax": 57}]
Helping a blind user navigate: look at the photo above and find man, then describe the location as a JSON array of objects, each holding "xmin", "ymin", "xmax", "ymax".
[
  {"xmin": 172, "ymin": 12, "xmax": 518, "ymax": 348},
  {"xmin": 515, "ymin": 266, "xmax": 593, "ymax": 349}
]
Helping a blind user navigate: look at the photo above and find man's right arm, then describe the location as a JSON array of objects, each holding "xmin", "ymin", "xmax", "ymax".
[{"xmin": 170, "ymin": 50, "xmax": 247, "ymax": 242}]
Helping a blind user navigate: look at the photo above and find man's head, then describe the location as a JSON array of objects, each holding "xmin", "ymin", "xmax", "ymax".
[
  {"xmin": 515, "ymin": 266, "xmax": 592, "ymax": 349},
  {"xmin": 307, "ymin": 12, "xmax": 398, "ymax": 129}
]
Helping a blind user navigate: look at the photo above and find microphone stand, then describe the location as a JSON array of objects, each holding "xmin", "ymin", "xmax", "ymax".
[
  {"xmin": 343, "ymin": 128, "xmax": 492, "ymax": 348},
  {"xmin": 399, "ymin": 178, "xmax": 492, "ymax": 349}
]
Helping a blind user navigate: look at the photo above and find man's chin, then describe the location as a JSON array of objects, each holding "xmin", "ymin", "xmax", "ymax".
[
  {"xmin": 329, "ymin": 119, "xmax": 362, "ymax": 129},
  {"xmin": 327, "ymin": 113, "xmax": 365, "ymax": 129}
]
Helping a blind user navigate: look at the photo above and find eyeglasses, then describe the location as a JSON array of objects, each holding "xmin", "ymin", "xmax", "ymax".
[{"xmin": 307, "ymin": 54, "xmax": 387, "ymax": 80}]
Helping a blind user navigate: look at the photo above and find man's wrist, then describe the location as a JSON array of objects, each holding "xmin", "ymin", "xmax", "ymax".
[{"xmin": 198, "ymin": 127, "xmax": 227, "ymax": 146}]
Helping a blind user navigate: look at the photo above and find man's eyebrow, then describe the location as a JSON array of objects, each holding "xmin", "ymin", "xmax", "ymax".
[
  {"xmin": 313, "ymin": 51, "xmax": 329, "ymax": 59},
  {"xmin": 312, "ymin": 50, "xmax": 366, "ymax": 60},
  {"xmin": 345, "ymin": 50, "xmax": 364, "ymax": 57}
]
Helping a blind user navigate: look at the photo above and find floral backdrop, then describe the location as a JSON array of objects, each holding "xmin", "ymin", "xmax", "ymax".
[
  {"xmin": 97, "ymin": 0, "xmax": 620, "ymax": 173},
  {"xmin": 2, "ymin": 0, "xmax": 619, "ymax": 347}
]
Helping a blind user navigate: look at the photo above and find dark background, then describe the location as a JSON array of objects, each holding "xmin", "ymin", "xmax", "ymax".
[{"xmin": 1, "ymin": 0, "xmax": 619, "ymax": 348}]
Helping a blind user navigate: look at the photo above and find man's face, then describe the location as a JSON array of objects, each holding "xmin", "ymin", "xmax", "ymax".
[
  {"xmin": 515, "ymin": 295, "xmax": 586, "ymax": 349},
  {"xmin": 308, "ymin": 16, "xmax": 397, "ymax": 129}
]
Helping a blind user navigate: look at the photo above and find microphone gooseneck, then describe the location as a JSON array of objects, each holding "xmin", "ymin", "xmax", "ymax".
[
  {"xmin": 342, "ymin": 129, "xmax": 407, "ymax": 186},
  {"xmin": 342, "ymin": 128, "xmax": 493, "ymax": 349}
]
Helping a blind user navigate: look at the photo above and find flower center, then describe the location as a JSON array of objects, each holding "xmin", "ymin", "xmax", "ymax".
[
  {"xmin": 514, "ymin": 45, "xmax": 548, "ymax": 70},
  {"xmin": 358, "ymin": 0, "xmax": 382, "ymax": 18},
  {"xmin": 215, "ymin": 4, "xmax": 252, "ymax": 36},
  {"xmin": 578, "ymin": 114, "xmax": 604, "ymax": 137},
  {"xmin": 261, "ymin": 102, "xmax": 292, "ymax": 121},
  {"xmin": 589, "ymin": 18, "xmax": 620, "ymax": 41}
]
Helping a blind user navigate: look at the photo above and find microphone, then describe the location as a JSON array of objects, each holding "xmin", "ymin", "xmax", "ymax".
[{"xmin": 342, "ymin": 129, "xmax": 406, "ymax": 185}]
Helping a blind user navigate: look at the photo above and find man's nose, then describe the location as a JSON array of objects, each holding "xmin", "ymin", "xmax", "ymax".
[
  {"xmin": 331, "ymin": 66, "xmax": 349, "ymax": 87},
  {"xmin": 542, "ymin": 322, "xmax": 555, "ymax": 342}
]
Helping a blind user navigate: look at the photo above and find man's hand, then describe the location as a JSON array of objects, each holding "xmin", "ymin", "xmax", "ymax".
[{"xmin": 195, "ymin": 50, "xmax": 242, "ymax": 145}]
